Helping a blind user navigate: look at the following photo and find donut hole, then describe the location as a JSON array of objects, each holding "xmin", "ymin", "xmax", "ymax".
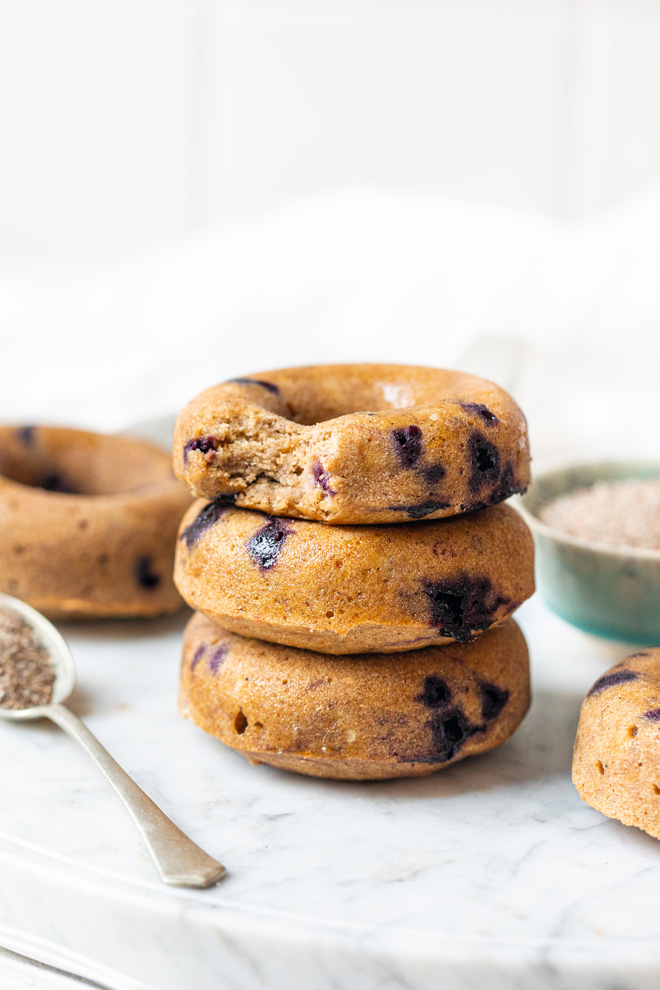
[
  {"xmin": 596, "ymin": 760, "xmax": 605, "ymax": 775},
  {"xmin": 654, "ymin": 785, "xmax": 660, "ymax": 795},
  {"xmin": 234, "ymin": 710, "xmax": 248, "ymax": 734},
  {"xmin": 252, "ymin": 366, "xmax": 464, "ymax": 425},
  {"xmin": 628, "ymin": 725, "xmax": 638, "ymax": 738},
  {"xmin": 0, "ymin": 426, "xmax": 173, "ymax": 496}
]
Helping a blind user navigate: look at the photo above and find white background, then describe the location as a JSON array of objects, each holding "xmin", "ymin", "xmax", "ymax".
[{"xmin": 0, "ymin": 0, "xmax": 659, "ymax": 460}]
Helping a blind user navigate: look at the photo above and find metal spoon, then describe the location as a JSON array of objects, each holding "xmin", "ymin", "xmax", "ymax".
[{"xmin": 0, "ymin": 593, "xmax": 226, "ymax": 888}]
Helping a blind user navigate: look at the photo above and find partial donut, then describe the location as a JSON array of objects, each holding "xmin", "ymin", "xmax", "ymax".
[
  {"xmin": 174, "ymin": 499, "xmax": 534, "ymax": 653},
  {"xmin": 0, "ymin": 425, "xmax": 192, "ymax": 618},
  {"xmin": 180, "ymin": 612, "xmax": 530, "ymax": 780},
  {"xmin": 173, "ymin": 364, "xmax": 530, "ymax": 524},
  {"xmin": 573, "ymin": 649, "xmax": 660, "ymax": 841}
]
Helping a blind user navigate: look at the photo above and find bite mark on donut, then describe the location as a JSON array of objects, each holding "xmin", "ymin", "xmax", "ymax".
[
  {"xmin": 459, "ymin": 402, "xmax": 499, "ymax": 426},
  {"xmin": 183, "ymin": 435, "xmax": 219, "ymax": 466},
  {"xmin": 416, "ymin": 675, "xmax": 452, "ymax": 708},
  {"xmin": 17, "ymin": 426, "xmax": 35, "ymax": 446},
  {"xmin": 389, "ymin": 500, "xmax": 451, "ymax": 519},
  {"xmin": 190, "ymin": 644, "xmax": 205, "ymax": 674},
  {"xmin": 392, "ymin": 425, "xmax": 423, "ymax": 468},
  {"xmin": 182, "ymin": 496, "xmax": 235, "ymax": 549},
  {"xmin": 643, "ymin": 708, "xmax": 660, "ymax": 722},
  {"xmin": 136, "ymin": 555, "xmax": 161, "ymax": 589},
  {"xmin": 468, "ymin": 430, "xmax": 501, "ymax": 492},
  {"xmin": 311, "ymin": 460, "xmax": 336, "ymax": 497},
  {"xmin": 208, "ymin": 644, "xmax": 228, "ymax": 674},
  {"xmin": 247, "ymin": 517, "xmax": 294, "ymax": 571},
  {"xmin": 422, "ymin": 575, "xmax": 510, "ymax": 643},
  {"xmin": 479, "ymin": 681, "xmax": 510, "ymax": 720},
  {"xmin": 228, "ymin": 378, "xmax": 279, "ymax": 395},
  {"xmin": 40, "ymin": 474, "xmax": 77, "ymax": 494},
  {"xmin": 588, "ymin": 669, "xmax": 639, "ymax": 696}
]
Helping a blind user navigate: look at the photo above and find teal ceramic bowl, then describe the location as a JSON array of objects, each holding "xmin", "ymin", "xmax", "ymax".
[{"xmin": 517, "ymin": 461, "xmax": 660, "ymax": 644}]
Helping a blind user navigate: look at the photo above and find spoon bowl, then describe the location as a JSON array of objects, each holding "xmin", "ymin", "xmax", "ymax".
[{"xmin": 0, "ymin": 592, "xmax": 75, "ymax": 718}]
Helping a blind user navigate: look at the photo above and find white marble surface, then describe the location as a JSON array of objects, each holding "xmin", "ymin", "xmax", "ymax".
[{"xmin": 1, "ymin": 585, "xmax": 660, "ymax": 989}]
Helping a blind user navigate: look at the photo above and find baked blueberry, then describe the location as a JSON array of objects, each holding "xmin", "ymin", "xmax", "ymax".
[{"xmin": 247, "ymin": 518, "xmax": 294, "ymax": 570}]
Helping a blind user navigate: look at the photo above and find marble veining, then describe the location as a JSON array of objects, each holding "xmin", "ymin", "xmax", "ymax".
[{"xmin": 0, "ymin": 596, "xmax": 659, "ymax": 989}]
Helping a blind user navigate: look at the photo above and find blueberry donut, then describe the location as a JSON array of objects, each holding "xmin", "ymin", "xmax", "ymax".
[
  {"xmin": 173, "ymin": 364, "xmax": 530, "ymax": 524},
  {"xmin": 0, "ymin": 425, "xmax": 192, "ymax": 618},
  {"xmin": 573, "ymin": 649, "xmax": 660, "ymax": 841},
  {"xmin": 180, "ymin": 612, "xmax": 530, "ymax": 780},
  {"xmin": 174, "ymin": 499, "xmax": 534, "ymax": 653}
]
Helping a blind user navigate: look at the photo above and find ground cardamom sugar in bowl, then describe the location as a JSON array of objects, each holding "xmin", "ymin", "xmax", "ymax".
[
  {"xmin": 0, "ymin": 606, "xmax": 55, "ymax": 709},
  {"xmin": 539, "ymin": 476, "xmax": 660, "ymax": 551}
]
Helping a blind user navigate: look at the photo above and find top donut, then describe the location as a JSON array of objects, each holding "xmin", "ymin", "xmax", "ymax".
[{"xmin": 173, "ymin": 364, "xmax": 531, "ymax": 524}]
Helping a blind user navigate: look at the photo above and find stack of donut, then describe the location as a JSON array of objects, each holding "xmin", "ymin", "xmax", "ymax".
[{"xmin": 173, "ymin": 364, "xmax": 535, "ymax": 780}]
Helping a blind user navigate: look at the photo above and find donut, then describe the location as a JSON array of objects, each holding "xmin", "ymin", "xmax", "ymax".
[
  {"xmin": 174, "ymin": 499, "xmax": 534, "ymax": 653},
  {"xmin": 173, "ymin": 364, "xmax": 530, "ymax": 524},
  {"xmin": 573, "ymin": 649, "xmax": 660, "ymax": 841},
  {"xmin": 0, "ymin": 425, "xmax": 192, "ymax": 618},
  {"xmin": 180, "ymin": 612, "xmax": 530, "ymax": 780}
]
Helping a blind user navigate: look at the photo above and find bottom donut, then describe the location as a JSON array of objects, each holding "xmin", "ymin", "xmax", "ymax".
[{"xmin": 180, "ymin": 613, "xmax": 530, "ymax": 780}]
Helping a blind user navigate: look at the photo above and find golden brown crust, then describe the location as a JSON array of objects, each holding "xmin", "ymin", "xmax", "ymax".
[
  {"xmin": 573, "ymin": 649, "xmax": 660, "ymax": 841},
  {"xmin": 180, "ymin": 613, "xmax": 530, "ymax": 780},
  {"xmin": 0, "ymin": 425, "xmax": 192, "ymax": 618},
  {"xmin": 173, "ymin": 364, "xmax": 530, "ymax": 524},
  {"xmin": 174, "ymin": 500, "xmax": 534, "ymax": 653}
]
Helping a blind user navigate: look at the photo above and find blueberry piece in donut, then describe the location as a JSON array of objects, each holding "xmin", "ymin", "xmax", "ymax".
[
  {"xmin": 416, "ymin": 675, "xmax": 451, "ymax": 708},
  {"xmin": 459, "ymin": 402, "xmax": 499, "ymax": 426},
  {"xmin": 423, "ymin": 575, "xmax": 510, "ymax": 643},
  {"xmin": 17, "ymin": 426, "xmax": 35, "ymax": 447},
  {"xmin": 183, "ymin": 436, "xmax": 219, "ymax": 466},
  {"xmin": 311, "ymin": 460, "xmax": 336, "ymax": 497},
  {"xmin": 136, "ymin": 555, "xmax": 160, "ymax": 589},
  {"xmin": 208, "ymin": 644, "xmax": 228, "ymax": 674},
  {"xmin": 389, "ymin": 500, "xmax": 451, "ymax": 519},
  {"xmin": 426, "ymin": 708, "xmax": 483, "ymax": 763},
  {"xmin": 182, "ymin": 496, "xmax": 235, "ymax": 549},
  {"xmin": 587, "ymin": 669, "xmax": 639, "ymax": 696},
  {"xmin": 228, "ymin": 378, "xmax": 280, "ymax": 394},
  {"xmin": 488, "ymin": 462, "xmax": 517, "ymax": 504},
  {"xmin": 392, "ymin": 425, "xmax": 423, "ymax": 468},
  {"xmin": 422, "ymin": 463, "xmax": 446, "ymax": 486},
  {"xmin": 247, "ymin": 517, "xmax": 294, "ymax": 570},
  {"xmin": 190, "ymin": 644, "xmax": 205, "ymax": 673},
  {"xmin": 479, "ymin": 681, "xmax": 510, "ymax": 720},
  {"xmin": 468, "ymin": 430, "xmax": 501, "ymax": 492},
  {"xmin": 40, "ymin": 474, "xmax": 77, "ymax": 494},
  {"xmin": 644, "ymin": 708, "xmax": 660, "ymax": 722}
]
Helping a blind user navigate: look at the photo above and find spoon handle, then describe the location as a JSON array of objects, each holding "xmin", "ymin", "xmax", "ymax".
[{"xmin": 46, "ymin": 703, "xmax": 226, "ymax": 888}]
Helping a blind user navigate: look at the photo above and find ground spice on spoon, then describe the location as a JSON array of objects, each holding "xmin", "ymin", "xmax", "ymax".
[{"xmin": 0, "ymin": 606, "xmax": 55, "ymax": 709}]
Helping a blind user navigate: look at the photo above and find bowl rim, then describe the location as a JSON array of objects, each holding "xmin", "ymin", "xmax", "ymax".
[{"xmin": 516, "ymin": 458, "xmax": 660, "ymax": 562}]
